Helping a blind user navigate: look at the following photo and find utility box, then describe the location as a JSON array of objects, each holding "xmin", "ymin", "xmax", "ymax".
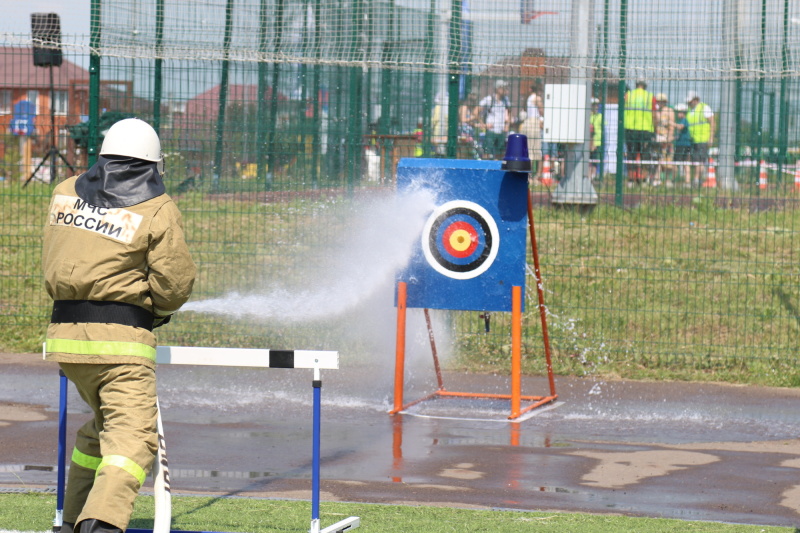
[{"xmin": 543, "ymin": 84, "xmax": 587, "ymax": 143}]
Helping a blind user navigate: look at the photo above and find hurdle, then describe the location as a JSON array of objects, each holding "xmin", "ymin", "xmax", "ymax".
[{"xmin": 52, "ymin": 346, "xmax": 360, "ymax": 533}]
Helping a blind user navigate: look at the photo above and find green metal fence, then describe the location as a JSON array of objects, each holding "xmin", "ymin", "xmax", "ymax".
[{"xmin": 2, "ymin": 0, "xmax": 800, "ymax": 382}]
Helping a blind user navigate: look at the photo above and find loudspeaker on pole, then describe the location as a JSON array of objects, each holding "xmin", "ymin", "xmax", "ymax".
[{"xmin": 31, "ymin": 13, "xmax": 63, "ymax": 67}]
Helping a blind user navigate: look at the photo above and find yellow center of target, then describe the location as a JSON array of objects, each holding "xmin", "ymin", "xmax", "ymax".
[{"xmin": 448, "ymin": 229, "xmax": 473, "ymax": 252}]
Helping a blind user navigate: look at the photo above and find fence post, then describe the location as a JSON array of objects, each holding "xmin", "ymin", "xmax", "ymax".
[
  {"xmin": 347, "ymin": 0, "xmax": 364, "ymax": 191},
  {"xmin": 153, "ymin": 0, "xmax": 164, "ymax": 134},
  {"xmin": 446, "ymin": 0, "xmax": 462, "ymax": 159},
  {"xmin": 88, "ymin": 0, "xmax": 102, "ymax": 168},
  {"xmin": 614, "ymin": 0, "xmax": 628, "ymax": 207},
  {"xmin": 212, "ymin": 0, "xmax": 235, "ymax": 193}
]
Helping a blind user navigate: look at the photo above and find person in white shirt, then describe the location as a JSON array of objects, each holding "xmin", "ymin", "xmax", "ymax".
[{"xmin": 478, "ymin": 79, "xmax": 511, "ymax": 159}]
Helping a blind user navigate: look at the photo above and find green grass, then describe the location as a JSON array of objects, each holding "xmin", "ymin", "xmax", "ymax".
[
  {"xmin": 3, "ymin": 178, "xmax": 800, "ymax": 387},
  {"xmin": 0, "ymin": 492, "xmax": 792, "ymax": 533}
]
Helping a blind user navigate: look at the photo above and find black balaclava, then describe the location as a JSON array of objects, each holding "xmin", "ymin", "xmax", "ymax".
[{"xmin": 75, "ymin": 155, "xmax": 165, "ymax": 208}]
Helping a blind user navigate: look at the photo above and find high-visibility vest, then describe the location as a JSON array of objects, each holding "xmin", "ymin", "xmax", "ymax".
[
  {"xmin": 590, "ymin": 112, "xmax": 603, "ymax": 146},
  {"xmin": 623, "ymin": 88, "xmax": 654, "ymax": 132},
  {"xmin": 413, "ymin": 128, "xmax": 423, "ymax": 157},
  {"xmin": 687, "ymin": 102, "xmax": 711, "ymax": 143}
]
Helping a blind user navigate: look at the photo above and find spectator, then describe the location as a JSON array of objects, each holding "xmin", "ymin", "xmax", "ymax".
[
  {"xmin": 653, "ymin": 93, "xmax": 676, "ymax": 186},
  {"xmin": 673, "ymin": 103, "xmax": 692, "ymax": 186},
  {"xmin": 430, "ymin": 92, "xmax": 448, "ymax": 155},
  {"xmin": 686, "ymin": 91, "xmax": 715, "ymax": 187},
  {"xmin": 624, "ymin": 79, "xmax": 656, "ymax": 184},
  {"xmin": 413, "ymin": 117, "xmax": 423, "ymax": 157},
  {"xmin": 589, "ymin": 97, "xmax": 603, "ymax": 180},
  {"xmin": 517, "ymin": 110, "xmax": 542, "ymax": 177},
  {"xmin": 478, "ymin": 79, "xmax": 511, "ymax": 159},
  {"xmin": 525, "ymin": 81, "xmax": 545, "ymax": 179},
  {"xmin": 458, "ymin": 92, "xmax": 479, "ymax": 141}
]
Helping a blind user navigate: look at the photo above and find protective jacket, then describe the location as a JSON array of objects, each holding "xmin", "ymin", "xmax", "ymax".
[
  {"xmin": 43, "ymin": 156, "xmax": 196, "ymax": 369},
  {"xmin": 624, "ymin": 88, "xmax": 655, "ymax": 132},
  {"xmin": 687, "ymin": 102, "xmax": 712, "ymax": 143}
]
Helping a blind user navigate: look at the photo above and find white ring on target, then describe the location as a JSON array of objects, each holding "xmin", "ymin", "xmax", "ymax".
[{"xmin": 421, "ymin": 200, "xmax": 500, "ymax": 280}]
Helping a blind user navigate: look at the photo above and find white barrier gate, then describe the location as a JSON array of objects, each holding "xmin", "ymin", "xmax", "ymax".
[{"xmin": 52, "ymin": 346, "xmax": 360, "ymax": 533}]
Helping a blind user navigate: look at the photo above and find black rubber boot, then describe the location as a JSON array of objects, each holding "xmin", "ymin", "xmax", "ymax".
[
  {"xmin": 58, "ymin": 522, "xmax": 75, "ymax": 533},
  {"xmin": 76, "ymin": 519, "xmax": 122, "ymax": 533}
]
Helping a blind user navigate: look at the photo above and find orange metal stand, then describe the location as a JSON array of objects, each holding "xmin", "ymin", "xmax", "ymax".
[{"xmin": 389, "ymin": 191, "xmax": 558, "ymax": 420}]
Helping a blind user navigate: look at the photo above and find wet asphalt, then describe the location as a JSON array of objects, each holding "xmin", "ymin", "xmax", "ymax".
[{"xmin": 2, "ymin": 352, "xmax": 800, "ymax": 528}]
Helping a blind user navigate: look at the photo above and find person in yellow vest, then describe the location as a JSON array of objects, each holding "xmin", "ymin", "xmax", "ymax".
[
  {"xmin": 413, "ymin": 117, "xmax": 424, "ymax": 157},
  {"xmin": 589, "ymin": 97, "xmax": 603, "ymax": 180},
  {"xmin": 43, "ymin": 118, "xmax": 196, "ymax": 533},
  {"xmin": 623, "ymin": 79, "xmax": 656, "ymax": 184},
  {"xmin": 686, "ymin": 91, "xmax": 715, "ymax": 187}
]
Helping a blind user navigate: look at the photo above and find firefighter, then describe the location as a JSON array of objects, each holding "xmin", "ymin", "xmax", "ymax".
[{"xmin": 42, "ymin": 118, "xmax": 196, "ymax": 533}]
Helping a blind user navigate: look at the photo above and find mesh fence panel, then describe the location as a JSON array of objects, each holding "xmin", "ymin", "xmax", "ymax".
[{"xmin": 1, "ymin": 0, "xmax": 799, "ymax": 382}]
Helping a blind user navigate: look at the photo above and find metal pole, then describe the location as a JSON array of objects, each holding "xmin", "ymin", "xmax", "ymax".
[
  {"xmin": 153, "ymin": 0, "xmax": 164, "ymax": 134},
  {"xmin": 717, "ymin": 0, "xmax": 739, "ymax": 190},
  {"xmin": 392, "ymin": 282, "xmax": 408, "ymax": 414},
  {"xmin": 777, "ymin": 0, "xmax": 790, "ymax": 182},
  {"xmin": 268, "ymin": 0, "xmax": 285, "ymax": 189},
  {"xmin": 347, "ymin": 0, "xmax": 364, "ymax": 190},
  {"xmin": 552, "ymin": 0, "xmax": 597, "ymax": 207},
  {"xmin": 754, "ymin": 0, "xmax": 767, "ymax": 191},
  {"xmin": 421, "ymin": 0, "xmax": 436, "ymax": 157},
  {"xmin": 88, "ymin": 0, "xmax": 102, "ymax": 168},
  {"xmin": 614, "ymin": 0, "xmax": 628, "ymax": 207},
  {"xmin": 446, "ymin": 0, "xmax": 462, "ymax": 158},
  {"xmin": 54, "ymin": 371, "xmax": 68, "ymax": 530},
  {"xmin": 256, "ymin": 0, "xmax": 269, "ymax": 185},
  {"xmin": 599, "ymin": 0, "xmax": 610, "ymax": 181},
  {"xmin": 310, "ymin": 377, "xmax": 322, "ymax": 533},
  {"xmin": 311, "ymin": 0, "xmax": 321, "ymax": 187},
  {"xmin": 49, "ymin": 64, "xmax": 57, "ymax": 183},
  {"xmin": 213, "ymin": 0, "xmax": 235, "ymax": 193}
]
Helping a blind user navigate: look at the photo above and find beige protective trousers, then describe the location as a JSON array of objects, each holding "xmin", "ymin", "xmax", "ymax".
[{"xmin": 59, "ymin": 363, "xmax": 158, "ymax": 530}]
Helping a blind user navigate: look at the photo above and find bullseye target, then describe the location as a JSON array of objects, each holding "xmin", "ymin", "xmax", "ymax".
[{"xmin": 421, "ymin": 200, "xmax": 500, "ymax": 280}]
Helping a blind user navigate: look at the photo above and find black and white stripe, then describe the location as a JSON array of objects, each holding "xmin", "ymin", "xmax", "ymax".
[{"xmin": 155, "ymin": 346, "xmax": 339, "ymax": 370}]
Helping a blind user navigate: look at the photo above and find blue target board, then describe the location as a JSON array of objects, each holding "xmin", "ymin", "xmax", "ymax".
[{"xmin": 397, "ymin": 158, "xmax": 528, "ymax": 312}]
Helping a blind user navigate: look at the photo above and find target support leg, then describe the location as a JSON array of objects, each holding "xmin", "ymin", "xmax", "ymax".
[
  {"xmin": 510, "ymin": 286, "xmax": 522, "ymax": 419},
  {"xmin": 390, "ymin": 282, "xmax": 408, "ymax": 415}
]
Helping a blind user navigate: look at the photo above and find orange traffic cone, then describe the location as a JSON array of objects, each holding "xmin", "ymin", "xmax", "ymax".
[
  {"xmin": 794, "ymin": 162, "xmax": 800, "ymax": 192},
  {"xmin": 759, "ymin": 161, "xmax": 768, "ymax": 190},
  {"xmin": 702, "ymin": 158, "xmax": 717, "ymax": 188},
  {"xmin": 540, "ymin": 155, "xmax": 553, "ymax": 186}
]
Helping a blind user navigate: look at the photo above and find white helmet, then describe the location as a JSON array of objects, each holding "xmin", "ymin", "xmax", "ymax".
[{"xmin": 100, "ymin": 118, "xmax": 163, "ymax": 174}]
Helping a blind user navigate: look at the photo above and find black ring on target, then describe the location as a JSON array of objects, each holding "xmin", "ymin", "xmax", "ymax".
[{"xmin": 428, "ymin": 207, "xmax": 492, "ymax": 273}]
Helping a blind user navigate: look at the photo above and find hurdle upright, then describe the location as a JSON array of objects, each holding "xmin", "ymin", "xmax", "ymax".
[{"xmin": 52, "ymin": 345, "xmax": 360, "ymax": 533}]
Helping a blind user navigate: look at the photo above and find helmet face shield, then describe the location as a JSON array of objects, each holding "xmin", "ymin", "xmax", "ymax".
[{"xmin": 100, "ymin": 118, "xmax": 163, "ymax": 173}]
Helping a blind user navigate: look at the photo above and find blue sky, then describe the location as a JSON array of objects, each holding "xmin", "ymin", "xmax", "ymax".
[{"xmin": 0, "ymin": 0, "xmax": 90, "ymax": 36}]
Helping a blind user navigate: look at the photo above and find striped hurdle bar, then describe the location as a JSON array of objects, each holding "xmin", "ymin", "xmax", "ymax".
[{"xmin": 52, "ymin": 346, "xmax": 360, "ymax": 533}]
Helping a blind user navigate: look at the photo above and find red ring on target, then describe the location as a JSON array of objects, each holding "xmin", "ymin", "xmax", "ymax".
[
  {"xmin": 442, "ymin": 220, "xmax": 479, "ymax": 258},
  {"xmin": 421, "ymin": 200, "xmax": 500, "ymax": 280}
]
